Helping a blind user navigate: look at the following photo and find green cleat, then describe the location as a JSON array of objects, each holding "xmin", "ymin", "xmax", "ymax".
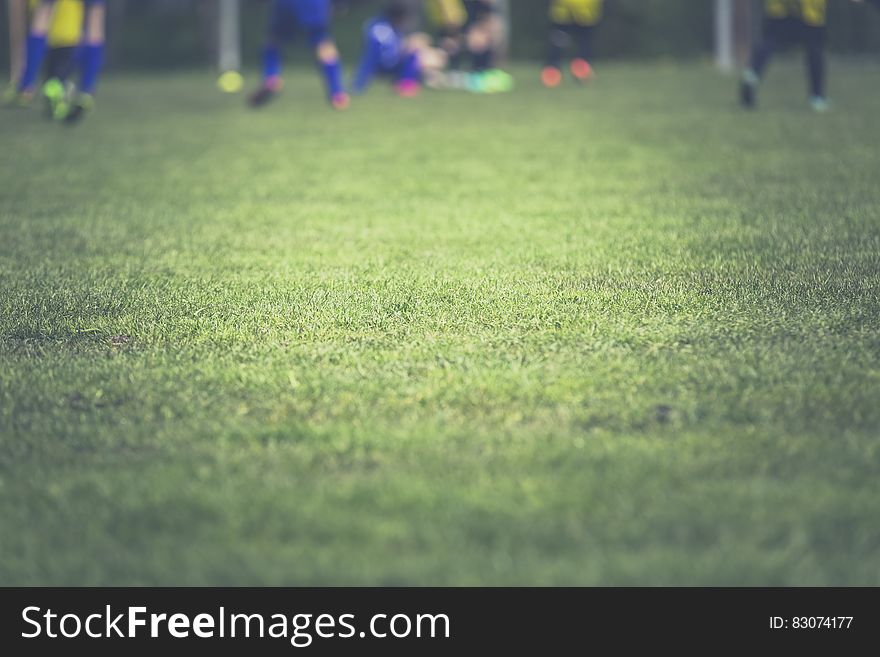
[
  {"xmin": 482, "ymin": 69, "xmax": 514, "ymax": 94},
  {"xmin": 3, "ymin": 83, "xmax": 33, "ymax": 108},
  {"xmin": 41, "ymin": 78, "xmax": 69, "ymax": 121},
  {"xmin": 466, "ymin": 70, "xmax": 514, "ymax": 95},
  {"xmin": 466, "ymin": 72, "xmax": 488, "ymax": 94},
  {"xmin": 2, "ymin": 83, "xmax": 17, "ymax": 106},
  {"xmin": 62, "ymin": 92, "xmax": 95, "ymax": 125}
]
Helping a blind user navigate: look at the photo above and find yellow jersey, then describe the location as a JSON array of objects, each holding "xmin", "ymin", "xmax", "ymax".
[
  {"xmin": 426, "ymin": 0, "xmax": 468, "ymax": 29},
  {"xmin": 550, "ymin": 0, "xmax": 604, "ymax": 27},
  {"xmin": 764, "ymin": 0, "xmax": 827, "ymax": 27},
  {"xmin": 29, "ymin": 0, "xmax": 84, "ymax": 48}
]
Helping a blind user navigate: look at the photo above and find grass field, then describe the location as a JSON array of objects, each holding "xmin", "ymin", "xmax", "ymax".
[{"xmin": 1, "ymin": 60, "xmax": 879, "ymax": 586}]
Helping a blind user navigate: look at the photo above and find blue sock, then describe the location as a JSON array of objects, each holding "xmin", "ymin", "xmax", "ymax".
[
  {"xmin": 262, "ymin": 45, "xmax": 281, "ymax": 82},
  {"xmin": 322, "ymin": 59, "xmax": 344, "ymax": 98},
  {"xmin": 400, "ymin": 53, "xmax": 421, "ymax": 84},
  {"xmin": 19, "ymin": 33, "xmax": 48, "ymax": 92},
  {"xmin": 79, "ymin": 43, "xmax": 104, "ymax": 95}
]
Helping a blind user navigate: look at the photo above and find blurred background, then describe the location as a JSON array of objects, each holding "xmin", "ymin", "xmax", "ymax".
[{"xmin": 2, "ymin": 0, "xmax": 879, "ymax": 74}]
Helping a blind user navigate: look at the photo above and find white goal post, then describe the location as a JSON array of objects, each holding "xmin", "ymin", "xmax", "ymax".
[
  {"xmin": 715, "ymin": 0, "xmax": 753, "ymax": 72},
  {"xmin": 715, "ymin": 0, "xmax": 735, "ymax": 71},
  {"xmin": 7, "ymin": 0, "xmax": 27, "ymax": 83},
  {"xmin": 217, "ymin": 0, "xmax": 241, "ymax": 73}
]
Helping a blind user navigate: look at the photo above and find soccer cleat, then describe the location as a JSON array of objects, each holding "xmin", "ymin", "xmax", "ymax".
[
  {"xmin": 2, "ymin": 83, "xmax": 18, "ymax": 106},
  {"xmin": 740, "ymin": 69, "xmax": 758, "ymax": 109},
  {"xmin": 2, "ymin": 82, "xmax": 18, "ymax": 107},
  {"xmin": 810, "ymin": 96, "xmax": 830, "ymax": 113},
  {"xmin": 3, "ymin": 85, "xmax": 33, "ymax": 108},
  {"xmin": 570, "ymin": 58, "xmax": 594, "ymax": 82},
  {"xmin": 541, "ymin": 66, "xmax": 562, "ymax": 88},
  {"xmin": 466, "ymin": 72, "xmax": 488, "ymax": 93},
  {"xmin": 248, "ymin": 76, "xmax": 282, "ymax": 108},
  {"xmin": 248, "ymin": 86, "xmax": 277, "ymax": 108},
  {"xmin": 481, "ymin": 69, "xmax": 514, "ymax": 94},
  {"xmin": 41, "ymin": 78, "xmax": 68, "ymax": 121},
  {"xmin": 331, "ymin": 91, "xmax": 350, "ymax": 110},
  {"xmin": 62, "ymin": 92, "xmax": 94, "ymax": 125},
  {"xmin": 395, "ymin": 79, "xmax": 421, "ymax": 98}
]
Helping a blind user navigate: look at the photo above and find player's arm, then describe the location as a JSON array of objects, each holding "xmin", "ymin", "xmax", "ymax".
[
  {"xmin": 351, "ymin": 31, "xmax": 383, "ymax": 94},
  {"xmin": 7, "ymin": 0, "xmax": 27, "ymax": 82}
]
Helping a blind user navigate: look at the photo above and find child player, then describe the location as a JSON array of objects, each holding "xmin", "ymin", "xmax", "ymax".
[
  {"xmin": 4, "ymin": 0, "xmax": 84, "ymax": 118},
  {"xmin": 740, "ymin": 0, "xmax": 863, "ymax": 112},
  {"xmin": 35, "ymin": 0, "xmax": 84, "ymax": 120},
  {"xmin": 248, "ymin": 0, "xmax": 349, "ymax": 110},
  {"xmin": 426, "ymin": 0, "xmax": 467, "ymax": 73},
  {"xmin": 10, "ymin": 0, "xmax": 105, "ymax": 123},
  {"xmin": 425, "ymin": 0, "xmax": 511, "ymax": 92},
  {"xmin": 351, "ymin": 2, "xmax": 422, "ymax": 97},
  {"xmin": 542, "ymin": 0, "xmax": 604, "ymax": 88}
]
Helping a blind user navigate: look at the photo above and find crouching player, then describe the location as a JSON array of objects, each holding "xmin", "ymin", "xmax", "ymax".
[
  {"xmin": 462, "ymin": 0, "xmax": 496, "ymax": 74},
  {"xmin": 464, "ymin": 0, "xmax": 514, "ymax": 92},
  {"xmin": 9, "ymin": 0, "xmax": 104, "ymax": 123},
  {"xmin": 249, "ymin": 0, "xmax": 349, "ymax": 110},
  {"xmin": 426, "ymin": 0, "xmax": 467, "ymax": 72},
  {"xmin": 351, "ymin": 2, "xmax": 422, "ymax": 97},
  {"xmin": 542, "ymin": 0, "xmax": 604, "ymax": 87},
  {"xmin": 740, "ymin": 0, "xmax": 862, "ymax": 112}
]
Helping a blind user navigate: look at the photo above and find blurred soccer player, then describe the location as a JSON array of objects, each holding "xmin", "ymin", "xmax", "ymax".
[
  {"xmin": 542, "ymin": 0, "xmax": 604, "ymax": 88},
  {"xmin": 426, "ymin": 0, "xmax": 467, "ymax": 72},
  {"xmin": 462, "ymin": 0, "xmax": 497, "ymax": 74},
  {"xmin": 351, "ymin": 2, "xmax": 422, "ymax": 97},
  {"xmin": 34, "ymin": 0, "xmax": 84, "ymax": 119},
  {"xmin": 249, "ymin": 0, "xmax": 349, "ymax": 110},
  {"xmin": 10, "ymin": 0, "xmax": 104, "ymax": 123},
  {"xmin": 4, "ymin": 0, "xmax": 82, "ymax": 115},
  {"xmin": 424, "ymin": 0, "xmax": 511, "ymax": 92},
  {"xmin": 741, "ymin": 0, "xmax": 863, "ymax": 112}
]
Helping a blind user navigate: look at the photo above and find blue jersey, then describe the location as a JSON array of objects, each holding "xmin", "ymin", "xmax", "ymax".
[{"xmin": 352, "ymin": 16, "xmax": 406, "ymax": 93}]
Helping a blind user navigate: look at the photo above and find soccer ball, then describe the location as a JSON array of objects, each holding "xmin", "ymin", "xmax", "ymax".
[{"xmin": 217, "ymin": 70, "xmax": 244, "ymax": 94}]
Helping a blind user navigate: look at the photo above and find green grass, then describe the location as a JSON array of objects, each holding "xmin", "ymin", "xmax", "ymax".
[{"xmin": 1, "ymin": 60, "xmax": 879, "ymax": 586}]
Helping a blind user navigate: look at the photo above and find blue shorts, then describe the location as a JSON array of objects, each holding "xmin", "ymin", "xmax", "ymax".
[{"xmin": 270, "ymin": 0, "xmax": 332, "ymax": 47}]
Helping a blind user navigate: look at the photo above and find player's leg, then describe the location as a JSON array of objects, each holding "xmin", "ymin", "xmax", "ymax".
[
  {"xmin": 17, "ymin": 0, "xmax": 57, "ymax": 98},
  {"xmin": 740, "ymin": 17, "xmax": 785, "ymax": 109},
  {"xmin": 314, "ymin": 37, "xmax": 348, "ymax": 109},
  {"xmin": 45, "ymin": 46, "xmax": 77, "ymax": 82},
  {"xmin": 803, "ymin": 24, "xmax": 828, "ymax": 111},
  {"xmin": 4, "ymin": 0, "xmax": 28, "ymax": 104},
  {"xmin": 64, "ymin": 0, "xmax": 105, "ymax": 124},
  {"xmin": 542, "ymin": 23, "xmax": 567, "ymax": 88},
  {"xmin": 570, "ymin": 24, "xmax": 595, "ymax": 82},
  {"xmin": 42, "ymin": 46, "xmax": 76, "ymax": 120},
  {"xmin": 298, "ymin": 0, "xmax": 347, "ymax": 108},
  {"xmin": 249, "ymin": 0, "xmax": 294, "ymax": 107},
  {"xmin": 395, "ymin": 51, "xmax": 422, "ymax": 97}
]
